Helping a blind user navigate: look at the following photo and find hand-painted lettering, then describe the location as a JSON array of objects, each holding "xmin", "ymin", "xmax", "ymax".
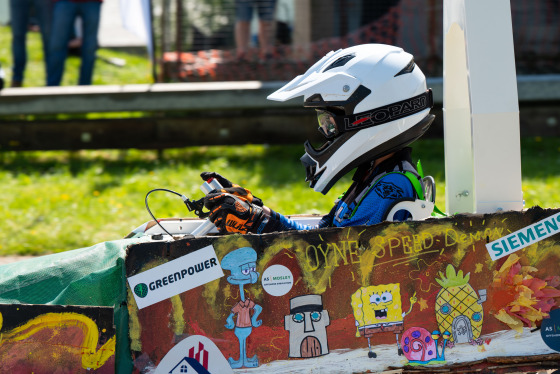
[
  {"xmin": 445, "ymin": 229, "xmax": 458, "ymax": 246},
  {"xmin": 332, "ymin": 242, "xmax": 349, "ymax": 265},
  {"xmin": 418, "ymin": 233, "xmax": 433, "ymax": 251},
  {"xmin": 402, "ymin": 235, "xmax": 413, "ymax": 254},
  {"xmin": 317, "ymin": 244, "xmax": 331, "ymax": 268},
  {"xmin": 373, "ymin": 236, "xmax": 386, "ymax": 258},
  {"xmin": 388, "ymin": 237, "xmax": 400, "ymax": 257},
  {"xmin": 306, "ymin": 245, "xmax": 320, "ymax": 271},
  {"xmin": 348, "ymin": 240, "xmax": 361, "ymax": 264}
]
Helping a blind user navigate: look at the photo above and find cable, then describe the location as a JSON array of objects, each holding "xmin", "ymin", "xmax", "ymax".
[{"xmin": 144, "ymin": 188, "xmax": 189, "ymax": 240}]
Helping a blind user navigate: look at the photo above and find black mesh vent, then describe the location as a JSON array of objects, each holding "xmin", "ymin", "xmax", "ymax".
[
  {"xmin": 323, "ymin": 54, "xmax": 356, "ymax": 72},
  {"xmin": 394, "ymin": 59, "xmax": 416, "ymax": 77}
]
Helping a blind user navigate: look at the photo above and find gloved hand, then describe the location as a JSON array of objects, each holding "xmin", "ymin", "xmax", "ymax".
[
  {"xmin": 200, "ymin": 171, "xmax": 235, "ymax": 188},
  {"xmin": 200, "ymin": 172, "xmax": 263, "ymax": 206},
  {"xmin": 204, "ymin": 192, "xmax": 268, "ymax": 234}
]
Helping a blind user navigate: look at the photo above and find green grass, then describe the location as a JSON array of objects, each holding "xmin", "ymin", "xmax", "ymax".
[
  {"xmin": 520, "ymin": 136, "xmax": 560, "ymax": 207},
  {"xmin": 0, "ymin": 144, "xmax": 347, "ymax": 255},
  {"xmin": 0, "ymin": 25, "xmax": 152, "ymax": 87},
  {"xmin": 1, "ymin": 137, "xmax": 559, "ymax": 256}
]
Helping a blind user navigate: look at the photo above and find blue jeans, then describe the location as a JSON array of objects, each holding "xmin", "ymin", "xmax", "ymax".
[
  {"xmin": 235, "ymin": 0, "xmax": 277, "ymax": 22},
  {"xmin": 47, "ymin": 0, "xmax": 101, "ymax": 86},
  {"xmin": 9, "ymin": 0, "xmax": 52, "ymax": 83}
]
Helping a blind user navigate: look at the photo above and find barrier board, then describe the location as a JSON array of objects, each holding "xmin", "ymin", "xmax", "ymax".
[{"xmin": 126, "ymin": 207, "xmax": 560, "ymax": 373}]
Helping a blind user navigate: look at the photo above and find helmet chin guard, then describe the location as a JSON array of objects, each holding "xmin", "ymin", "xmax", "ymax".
[{"xmin": 267, "ymin": 44, "xmax": 435, "ymax": 194}]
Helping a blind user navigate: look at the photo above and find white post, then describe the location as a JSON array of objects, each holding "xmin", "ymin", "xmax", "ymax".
[
  {"xmin": 0, "ymin": 0, "xmax": 9, "ymax": 25},
  {"xmin": 443, "ymin": 0, "xmax": 523, "ymax": 215}
]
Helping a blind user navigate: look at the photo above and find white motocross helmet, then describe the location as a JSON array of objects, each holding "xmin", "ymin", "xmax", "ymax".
[{"xmin": 267, "ymin": 44, "xmax": 434, "ymax": 194}]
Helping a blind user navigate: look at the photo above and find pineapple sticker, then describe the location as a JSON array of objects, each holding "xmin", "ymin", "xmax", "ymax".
[{"xmin": 435, "ymin": 265, "xmax": 486, "ymax": 343}]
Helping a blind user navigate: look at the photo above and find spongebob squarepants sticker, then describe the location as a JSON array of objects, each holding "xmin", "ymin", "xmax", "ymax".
[{"xmin": 351, "ymin": 283, "xmax": 417, "ymax": 358}]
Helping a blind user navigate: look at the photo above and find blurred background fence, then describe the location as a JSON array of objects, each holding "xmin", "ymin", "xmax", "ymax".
[
  {"xmin": 153, "ymin": 0, "xmax": 560, "ymax": 82},
  {"xmin": 2, "ymin": 0, "xmax": 560, "ymax": 151}
]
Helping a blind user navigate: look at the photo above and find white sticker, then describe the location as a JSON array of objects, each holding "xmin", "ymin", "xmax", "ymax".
[
  {"xmin": 486, "ymin": 211, "xmax": 560, "ymax": 261},
  {"xmin": 128, "ymin": 245, "xmax": 224, "ymax": 309},
  {"xmin": 261, "ymin": 264, "xmax": 294, "ymax": 296},
  {"xmin": 155, "ymin": 335, "xmax": 232, "ymax": 374}
]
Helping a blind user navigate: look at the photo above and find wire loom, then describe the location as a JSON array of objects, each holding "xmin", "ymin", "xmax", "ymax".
[{"xmin": 144, "ymin": 188, "xmax": 209, "ymax": 239}]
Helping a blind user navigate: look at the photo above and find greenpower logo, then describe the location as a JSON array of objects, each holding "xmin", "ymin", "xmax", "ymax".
[{"xmin": 134, "ymin": 283, "xmax": 149, "ymax": 298}]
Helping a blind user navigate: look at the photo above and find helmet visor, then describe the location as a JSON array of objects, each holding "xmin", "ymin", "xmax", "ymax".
[{"xmin": 316, "ymin": 109, "xmax": 340, "ymax": 139}]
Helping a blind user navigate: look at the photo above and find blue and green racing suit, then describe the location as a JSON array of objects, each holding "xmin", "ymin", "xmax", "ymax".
[{"xmin": 268, "ymin": 147, "xmax": 424, "ymax": 231}]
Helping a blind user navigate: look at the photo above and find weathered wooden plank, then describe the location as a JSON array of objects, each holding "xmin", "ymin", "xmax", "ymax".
[
  {"xmin": 0, "ymin": 76, "xmax": 558, "ymax": 116},
  {"xmin": 0, "ymin": 110, "xmax": 319, "ymax": 151},
  {"xmin": 0, "ymin": 82, "xmax": 289, "ymax": 116},
  {"xmin": 3, "ymin": 102, "xmax": 560, "ymax": 151}
]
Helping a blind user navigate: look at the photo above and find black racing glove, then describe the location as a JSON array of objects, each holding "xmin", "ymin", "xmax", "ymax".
[
  {"xmin": 203, "ymin": 193, "xmax": 269, "ymax": 234},
  {"xmin": 200, "ymin": 171, "xmax": 235, "ymax": 188},
  {"xmin": 200, "ymin": 172, "xmax": 263, "ymax": 206}
]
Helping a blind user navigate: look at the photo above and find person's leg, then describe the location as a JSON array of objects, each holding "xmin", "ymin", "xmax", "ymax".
[
  {"xmin": 235, "ymin": 21, "xmax": 251, "ymax": 59},
  {"xmin": 257, "ymin": 19, "xmax": 274, "ymax": 58},
  {"xmin": 33, "ymin": 0, "xmax": 53, "ymax": 78},
  {"xmin": 235, "ymin": 0, "xmax": 253, "ymax": 59},
  {"xmin": 76, "ymin": 1, "xmax": 101, "ymax": 85},
  {"xmin": 256, "ymin": 0, "xmax": 277, "ymax": 59},
  {"xmin": 9, "ymin": 0, "xmax": 31, "ymax": 86},
  {"xmin": 47, "ymin": 0, "xmax": 76, "ymax": 86}
]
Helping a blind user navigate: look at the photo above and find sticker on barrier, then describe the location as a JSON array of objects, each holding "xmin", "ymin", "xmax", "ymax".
[
  {"xmin": 154, "ymin": 335, "xmax": 232, "ymax": 374},
  {"xmin": 127, "ymin": 244, "xmax": 224, "ymax": 309}
]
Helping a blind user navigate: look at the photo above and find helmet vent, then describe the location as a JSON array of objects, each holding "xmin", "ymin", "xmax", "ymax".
[
  {"xmin": 394, "ymin": 59, "xmax": 416, "ymax": 77},
  {"xmin": 306, "ymin": 94, "xmax": 324, "ymax": 102},
  {"xmin": 323, "ymin": 54, "xmax": 356, "ymax": 72}
]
